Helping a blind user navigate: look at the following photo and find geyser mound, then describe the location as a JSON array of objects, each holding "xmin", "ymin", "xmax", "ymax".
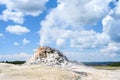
[{"xmin": 25, "ymin": 46, "xmax": 72, "ymax": 67}]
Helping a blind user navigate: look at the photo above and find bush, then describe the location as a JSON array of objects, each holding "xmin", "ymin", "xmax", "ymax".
[
  {"xmin": 109, "ymin": 62, "xmax": 120, "ymax": 67},
  {"xmin": 1, "ymin": 61, "xmax": 25, "ymax": 65}
]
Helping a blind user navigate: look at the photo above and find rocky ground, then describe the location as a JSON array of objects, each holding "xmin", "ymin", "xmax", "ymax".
[
  {"xmin": 0, "ymin": 46, "xmax": 120, "ymax": 80},
  {"xmin": 0, "ymin": 63, "xmax": 120, "ymax": 80},
  {"xmin": 0, "ymin": 63, "xmax": 80, "ymax": 80}
]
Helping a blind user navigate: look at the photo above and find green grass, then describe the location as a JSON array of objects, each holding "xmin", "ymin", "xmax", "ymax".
[
  {"xmin": 93, "ymin": 66, "xmax": 120, "ymax": 70},
  {"xmin": 1, "ymin": 61, "xmax": 25, "ymax": 65}
]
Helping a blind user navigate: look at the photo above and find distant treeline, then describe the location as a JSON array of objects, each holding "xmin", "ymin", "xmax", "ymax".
[
  {"xmin": 83, "ymin": 62, "xmax": 120, "ymax": 67},
  {"xmin": 0, "ymin": 61, "xmax": 25, "ymax": 65},
  {"xmin": 1, "ymin": 61, "xmax": 120, "ymax": 66},
  {"xmin": 108, "ymin": 62, "xmax": 120, "ymax": 67}
]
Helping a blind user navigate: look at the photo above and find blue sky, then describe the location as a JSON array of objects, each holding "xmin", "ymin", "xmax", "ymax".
[{"xmin": 0, "ymin": 0, "xmax": 120, "ymax": 62}]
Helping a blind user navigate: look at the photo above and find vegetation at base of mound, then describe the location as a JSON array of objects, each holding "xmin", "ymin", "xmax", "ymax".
[
  {"xmin": 93, "ymin": 66, "xmax": 120, "ymax": 70},
  {"xmin": 83, "ymin": 62, "xmax": 120, "ymax": 67},
  {"xmin": 0, "ymin": 61, "xmax": 25, "ymax": 65},
  {"xmin": 108, "ymin": 62, "xmax": 120, "ymax": 67}
]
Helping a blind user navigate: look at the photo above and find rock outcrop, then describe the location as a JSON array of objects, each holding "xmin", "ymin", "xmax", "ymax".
[{"xmin": 25, "ymin": 46, "xmax": 69, "ymax": 67}]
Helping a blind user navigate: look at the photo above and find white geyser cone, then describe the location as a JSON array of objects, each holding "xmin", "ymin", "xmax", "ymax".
[{"xmin": 25, "ymin": 46, "xmax": 74, "ymax": 67}]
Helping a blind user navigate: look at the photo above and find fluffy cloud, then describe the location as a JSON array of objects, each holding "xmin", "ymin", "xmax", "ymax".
[
  {"xmin": 56, "ymin": 0, "xmax": 111, "ymax": 25},
  {"xmin": 103, "ymin": 16, "xmax": 120, "ymax": 42},
  {"xmin": 14, "ymin": 42, "xmax": 19, "ymax": 46},
  {"xmin": 100, "ymin": 42, "xmax": 120, "ymax": 57},
  {"xmin": 6, "ymin": 25, "xmax": 30, "ymax": 35},
  {"xmin": 0, "ymin": 0, "xmax": 48, "ymax": 23},
  {"xmin": 70, "ymin": 31, "xmax": 109, "ymax": 49},
  {"xmin": 64, "ymin": 50, "xmax": 120, "ymax": 62},
  {"xmin": 0, "ymin": 9, "xmax": 24, "ymax": 24},
  {"xmin": 56, "ymin": 39, "xmax": 65, "ymax": 47},
  {"xmin": 39, "ymin": 0, "xmax": 120, "ymax": 61},
  {"xmin": 40, "ymin": 0, "xmax": 112, "ymax": 46},
  {"xmin": 102, "ymin": 1, "xmax": 120, "ymax": 43},
  {"xmin": 0, "ymin": 33, "xmax": 4, "ymax": 37},
  {"xmin": 0, "ymin": 52, "xmax": 32, "ymax": 61},
  {"xmin": 22, "ymin": 38, "xmax": 30, "ymax": 45}
]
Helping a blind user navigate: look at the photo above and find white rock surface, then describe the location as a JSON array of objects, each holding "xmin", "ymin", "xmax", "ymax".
[{"xmin": 25, "ymin": 46, "xmax": 72, "ymax": 67}]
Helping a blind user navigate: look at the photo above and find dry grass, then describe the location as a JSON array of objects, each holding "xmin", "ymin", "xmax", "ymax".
[{"xmin": 93, "ymin": 66, "xmax": 120, "ymax": 70}]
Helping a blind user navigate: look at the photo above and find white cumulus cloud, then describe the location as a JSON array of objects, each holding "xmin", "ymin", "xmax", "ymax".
[
  {"xmin": 56, "ymin": 39, "xmax": 65, "ymax": 47},
  {"xmin": 40, "ymin": 0, "xmax": 113, "ymax": 46},
  {"xmin": 56, "ymin": 0, "xmax": 111, "ymax": 25},
  {"xmin": 22, "ymin": 38, "xmax": 30, "ymax": 45},
  {"xmin": 6, "ymin": 25, "xmax": 30, "ymax": 35},
  {"xmin": 0, "ymin": 9, "xmax": 24, "ymax": 24},
  {"xmin": 0, "ymin": 33, "xmax": 4, "ymax": 37},
  {"xmin": 100, "ymin": 42, "xmax": 120, "ymax": 57},
  {"xmin": 0, "ymin": 0, "xmax": 48, "ymax": 23},
  {"xmin": 39, "ymin": 0, "xmax": 120, "ymax": 61},
  {"xmin": 14, "ymin": 42, "xmax": 19, "ymax": 46},
  {"xmin": 102, "ymin": 1, "xmax": 120, "ymax": 43}
]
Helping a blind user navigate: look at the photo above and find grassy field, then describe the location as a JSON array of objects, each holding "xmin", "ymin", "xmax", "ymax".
[{"xmin": 93, "ymin": 66, "xmax": 120, "ymax": 70}]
